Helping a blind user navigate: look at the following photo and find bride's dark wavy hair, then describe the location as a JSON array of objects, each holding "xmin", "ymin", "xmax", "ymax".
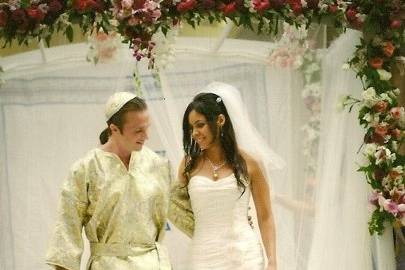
[{"xmin": 182, "ymin": 92, "xmax": 248, "ymax": 194}]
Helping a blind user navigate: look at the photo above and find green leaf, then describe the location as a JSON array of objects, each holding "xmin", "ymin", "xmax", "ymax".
[
  {"xmin": 20, "ymin": 0, "xmax": 30, "ymax": 8},
  {"xmin": 66, "ymin": 25, "xmax": 74, "ymax": 42}
]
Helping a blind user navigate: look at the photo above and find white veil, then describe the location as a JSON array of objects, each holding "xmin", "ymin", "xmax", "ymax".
[
  {"xmin": 198, "ymin": 81, "xmax": 300, "ymax": 269},
  {"xmin": 200, "ymin": 81, "xmax": 286, "ymax": 173}
]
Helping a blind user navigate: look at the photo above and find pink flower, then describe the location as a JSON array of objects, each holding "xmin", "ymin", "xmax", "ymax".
[
  {"xmin": 374, "ymin": 123, "xmax": 388, "ymax": 137},
  {"xmin": 369, "ymin": 191, "xmax": 380, "ymax": 206},
  {"xmin": 390, "ymin": 107, "xmax": 403, "ymax": 120},
  {"xmin": 383, "ymin": 199, "xmax": 399, "ymax": 215},
  {"xmin": 383, "ymin": 41, "xmax": 395, "ymax": 58},
  {"xmin": 390, "ymin": 19, "xmax": 402, "ymax": 29},
  {"xmin": 369, "ymin": 57, "xmax": 384, "ymax": 69},
  {"xmin": 398, "ymin": 204, "xmax": 405, "ymax": 213}
]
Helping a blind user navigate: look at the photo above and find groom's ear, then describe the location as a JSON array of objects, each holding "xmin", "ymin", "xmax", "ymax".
[{"xmin": 217, "ymin": 114, "xmax": 226, "ymax": 126}]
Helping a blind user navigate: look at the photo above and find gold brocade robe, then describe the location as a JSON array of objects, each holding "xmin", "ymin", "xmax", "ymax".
[
  {"xmin": 168, "ymin": 181, "xmax": 195, "ymax": 239},
  {"xmin": 46, "ymin": 147, "xmax": 171, "ymax": 270}
]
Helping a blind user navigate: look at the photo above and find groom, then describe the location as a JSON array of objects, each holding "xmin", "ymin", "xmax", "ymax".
[{"xmin": 46, "ymin": 92, "xmax": 173, "ymax": 270}]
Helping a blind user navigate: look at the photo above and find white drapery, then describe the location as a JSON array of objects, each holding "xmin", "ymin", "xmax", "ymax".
[{"xmin": 0, "ymin": 30, "xmax": 384, "ymax": 270}]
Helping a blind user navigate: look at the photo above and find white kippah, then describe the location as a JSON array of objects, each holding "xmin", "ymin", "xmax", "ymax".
[{"xmin": 105, "ymin": 92, "xmax": 137, "ymax": 121}]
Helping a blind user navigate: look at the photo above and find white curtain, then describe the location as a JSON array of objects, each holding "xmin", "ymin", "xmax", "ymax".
[{"xmin": 0, "ymin": 30, "xmax": 385, "ymax": 270}]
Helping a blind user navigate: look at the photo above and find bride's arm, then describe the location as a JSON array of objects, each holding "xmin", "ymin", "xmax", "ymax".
[{"xmin": 248, "ymin": 157, "xmax": 277, "ymax": 270}]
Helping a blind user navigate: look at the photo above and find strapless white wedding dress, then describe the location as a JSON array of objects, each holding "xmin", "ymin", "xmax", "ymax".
[{"xmin": 188, "ymin": 174, "xmax": 264, "ymax": 270}]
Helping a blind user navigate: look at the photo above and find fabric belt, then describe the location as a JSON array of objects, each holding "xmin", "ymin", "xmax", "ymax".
[{"xmin": 89, "ymin": 242, "xmax": 171, "ymax": 270}]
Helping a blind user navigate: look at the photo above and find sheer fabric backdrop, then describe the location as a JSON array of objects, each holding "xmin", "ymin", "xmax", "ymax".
[{"xmin": 0, "ymin": 29, "xmax": 382, "ymax": 270}]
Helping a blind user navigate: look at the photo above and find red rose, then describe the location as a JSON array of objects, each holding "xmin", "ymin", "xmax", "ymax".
[
  {"xmin": 73, "ymin": 0, "xmax": 89, "ymax": 11},
  {"xmin": 49, "ymin": 0, "xmax": 63, "ymax": 13},
  {"xmin": 11, "ymin": 9, "xmax": 29, "ymax": 30},
  {"xmin": 253, "ymin": 0, "xmax": 270, "ymax": 12},
  {"xmin": 74, "ymin": 0, "xmax": 103, "ymax": 12},
  {"xmin": 390, "ymin": 19, "xmax": 402, "ymax": 29},
  {"xmin": 290, "ymin": 2, "xmax": 302, "ymax": 15},
  {"xmin": 373, "ymin": 100, "xmax": 388, "ymax": 113},
  {"xmin": 368, "ymin": 57, "xmax": 383, "ymax": 69},
  {"xmin": 26, "ymin": 7, "xmax": 45, "ymax": 22},
  {"xmin": 328, "ymin": 4, "xmax": 337, "ymax": 13},
  {"xmin": 0, "ymin": 10, "xmax": 8, "ymax": 27},
  {"xmin": 383, "ymin": 41, "xmax": 395, "ymax": 57},
  {"xmin": 219, "ymin": 2, "xmax": 237, "ymax": 15},
  {"xmin": 176, "ymin": 0, "xmax": 197, "ymax": 12},
  {"xmin": 345, "ymin": 7, "xmax": 357, "ymax": 21}
]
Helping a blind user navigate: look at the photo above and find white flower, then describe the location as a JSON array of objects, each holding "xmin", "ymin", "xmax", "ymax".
[
  {"xmin": 336, "ymin": 95, "xmax": 349, "ymax": 112},
  {"xmin": 393, "ymin": 88, "xmax": 401, "ymax": 96},
  {"xmin": 301, "ymin": 0, "xmax": 307, "ymax": 7},
  {"xmin": 356, "ymin": 13, "xmax": 366, "ymax": 23},
  {"xmin": 377, "ymin": 69, "xmax": 392, "ymax": 81},
  {"xmin": 392, "ymin": 141, "xmax": 398, "ymax": 151},
  {"xmin": 380, "ymin": 93, "xmax": 392, "ymax": 103},
  {"xmin": 363, "ymin": 143, "xmax": 377, "ymax": 157},
  {"xmin": 363, "ymin": 113, "xmax": 372, "ymax": 123},
  {"xmin": 392, "ymin": 166, "xmax": 404, "ymax": 175},
  {"xmin": 342, "ymin": 63, "xmax": 350, "ymax": 70},
  {"xmin": 375, "ymin": 146, "xmax": 396, "ymax": 165},
  {"xmin": 398, "ymin": 204, "xmax": 405, "ymax": 214},
  {"xmin": 362, "ymin": 87, "xmax": 378, "ymax": 107}
]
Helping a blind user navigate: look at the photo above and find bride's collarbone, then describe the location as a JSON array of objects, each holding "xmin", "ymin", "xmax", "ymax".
[{"xmin": 190, "ymin": 159, "xmax": 233, "ymax": 181}]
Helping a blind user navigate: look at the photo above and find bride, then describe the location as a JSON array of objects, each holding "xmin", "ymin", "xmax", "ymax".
[{"xmin": 169, "ymin": 82, "xmax": 281, "ymax": 270}]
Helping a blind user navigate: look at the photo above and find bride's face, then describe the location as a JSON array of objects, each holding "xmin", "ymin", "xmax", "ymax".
[{"xmin": 188, "ymin": 109, "xmax": 216, "ymax": 150}]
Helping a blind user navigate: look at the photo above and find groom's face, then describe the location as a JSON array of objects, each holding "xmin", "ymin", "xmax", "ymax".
[{"xmin": 115, "ymin": 109, "xmax": 150, "ymax": 152}]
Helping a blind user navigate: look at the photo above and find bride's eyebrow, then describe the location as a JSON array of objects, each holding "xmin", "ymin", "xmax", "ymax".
[{"xmin": 192, "ymin": 120, "xmax": 205, "ymax": 125}]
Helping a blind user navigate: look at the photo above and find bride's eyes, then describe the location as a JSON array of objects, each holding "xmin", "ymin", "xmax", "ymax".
[
  {"xmin": 195, "ymin": 123, "xmax": 205, "ymax": 129},
  {"xmin": 189, "ymin": 122, "xmax": 206, "ymax": 132}
]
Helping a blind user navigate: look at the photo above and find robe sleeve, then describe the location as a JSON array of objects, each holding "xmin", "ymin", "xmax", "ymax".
[
  {"xmin": 45, "ymin": 161, "xmax": 89, "ymax": 270},
  {"xmin": 168, "ymin": 179, "xmax": 195, "ymax": 238}
]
